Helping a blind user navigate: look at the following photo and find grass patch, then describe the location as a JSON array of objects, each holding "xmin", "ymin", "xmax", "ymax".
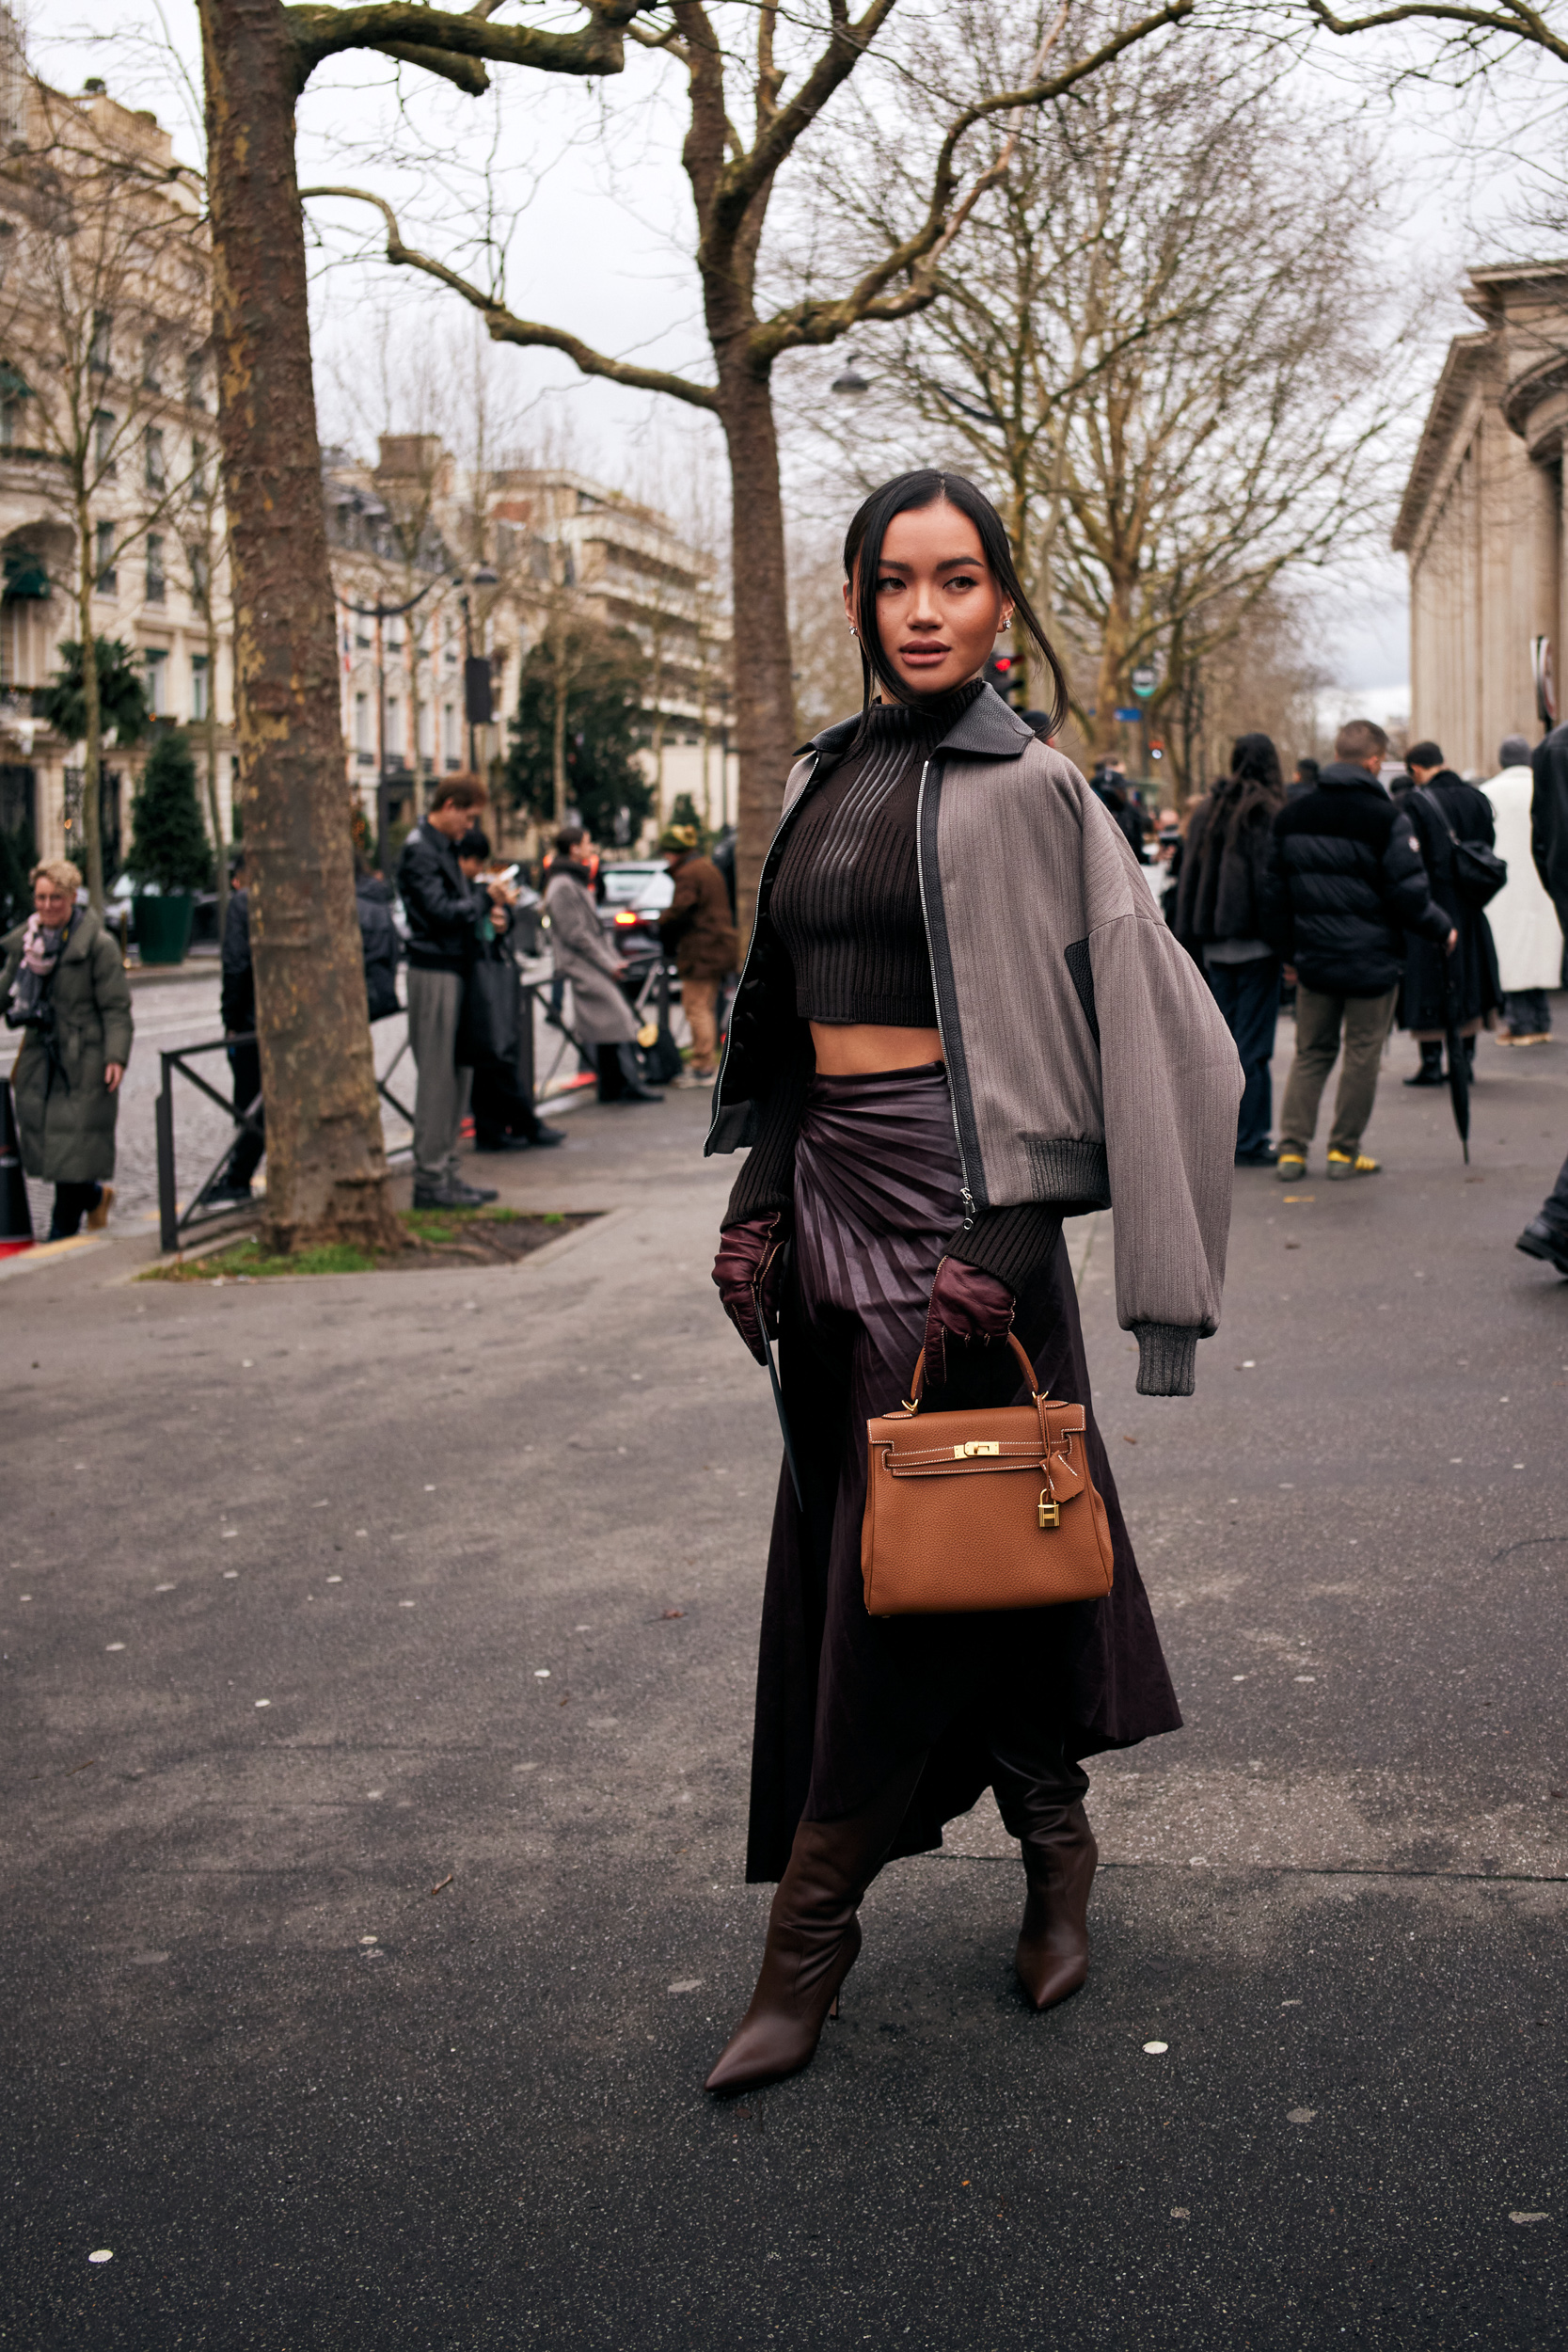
[{"xmin": 142, "ymin": 1205, "xmax": 594, "ymax": 1282}]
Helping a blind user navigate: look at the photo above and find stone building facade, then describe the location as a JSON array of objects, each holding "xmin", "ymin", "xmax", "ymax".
[{"xmin": 1395, "ymin": 263, "xmax": 1568, "ymax": 775}]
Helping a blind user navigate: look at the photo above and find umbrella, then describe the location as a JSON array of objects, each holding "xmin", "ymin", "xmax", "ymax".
[
  {"xmin": 764, "ymin": 1331, "xmax": 804, "ymax": 1508},
  {"xmin": 1441, "ymin": 945, "xmax": 1470, "ymax": 1165}
]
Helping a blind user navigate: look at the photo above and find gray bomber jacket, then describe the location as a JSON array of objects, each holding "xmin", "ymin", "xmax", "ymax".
[{"xmin": 705, "ymin": 686, "xmax": 1243, "ymax": 1397}]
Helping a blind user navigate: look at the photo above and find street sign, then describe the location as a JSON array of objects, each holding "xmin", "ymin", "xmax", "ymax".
[
  {"xmin": 1113, "ymin": 707, "xmax": 1142, "ymax": 723},
  {"xmin": 1131, "ymin": 662, "xmax": 1158, "ymax": 699}
]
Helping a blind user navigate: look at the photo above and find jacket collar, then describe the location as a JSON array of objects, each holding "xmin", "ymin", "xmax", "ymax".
[
  {"xmin": 808, "ymin": 681, "xmax": 1035, "ymax": 765},
  {"xmin": 1318, "ymin": 761, "xmax": 1387, "ymax": 792}
]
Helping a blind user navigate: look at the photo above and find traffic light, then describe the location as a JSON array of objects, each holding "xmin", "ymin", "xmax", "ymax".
[{"xmin": 985, "ymin": 651, "xmax": 1022, "ymax": 705}]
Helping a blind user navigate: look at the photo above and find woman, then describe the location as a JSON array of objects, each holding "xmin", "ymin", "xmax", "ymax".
[
  {"xmin": 1399, "ymin": 740, "xmax": 1501, "ymax": 1085},
  {"xmin": 542, "ymin": 832, "xmax": 662, "ymax": 1104},
  {"xmin": 703, "ymin": 470, "xmax": 1242, "ymax": 2093},
  {"xmin": 1, "ymin": 860, "xmax": 132, "ymax": 1238},
  {"xmin": 1174, "ymin": 734, "xmax": 1287, "ymax": 1166}
]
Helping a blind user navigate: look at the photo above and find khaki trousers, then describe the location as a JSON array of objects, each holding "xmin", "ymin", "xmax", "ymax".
[
  {"xmin": 1278, "ymin": 984, "xmax": 1397, "ymax": 1159},
  {"xmin": 682, "ymin": 975, "xmax": 721, "ymax": 1073}
]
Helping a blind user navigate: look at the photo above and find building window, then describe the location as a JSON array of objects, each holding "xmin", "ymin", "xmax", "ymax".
[
  {"xmin": 142, "ymin": 333, "xmax": 161, "ymax": 391},
  {"xmin": 144, "ymin": 427, "xmax": 166, "ymax": 491},
  {"xmin": 384, "ymin": 694, "xmax": 400, "ymax": 755},
  {"xmin": 188, "ymin": 542, "xmax": 210, "ymax": 604},
  {"xmin": 185, "ymin": 352, "xmax": 205, "ymax": 411},
  {"xmin": 354, "ymin": 691, "xmax": 371, "ymax": 752},
  {"xmin": 89, "ymin": 310, "xmax": 112, "ymax": 372},
  {"xmin": 417, "ymin": 698, "xmax": 433, "ymax": 759},
  {"xmin": 93, "ymin": 408, "xmax": 116, "ymax": 476},
  {"xmin": 190, "ymin": 439, "xmax": 208, "ymax": 502},
  {"xmin": 94, "ymin": 520, "xmax": 117, "ymax": 595},
  {"xmin": 442, "ymin": 701, "xmax": 459, "ymax": 763},
  {"xmin": 143, "ymin": 648, "xmax": 167, "ymax": 715},
  {"xmin": 191, "ymin": 654, "xmax": 210, "ymax": 722},
  {"xmin": 145, "ymin": 534, "xmax": 166, "ymax": 603}
]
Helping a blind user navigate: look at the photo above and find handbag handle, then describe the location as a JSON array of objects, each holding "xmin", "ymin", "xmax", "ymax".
[{"xmin": 905, "ymin": 1329, "xmax": 1041, "ymax": 1411}]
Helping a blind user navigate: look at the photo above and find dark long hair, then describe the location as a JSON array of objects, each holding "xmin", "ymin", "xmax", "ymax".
[
  {"xmin": 1228, "ymin": 732, "xmax": 1284, "ymax": 796},
  {"xmin": 842, "ymin": 469, "xmax": 1069, "ymax": 738}
]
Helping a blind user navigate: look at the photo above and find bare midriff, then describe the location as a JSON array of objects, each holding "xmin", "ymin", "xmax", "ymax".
[{"xmin": 809, "ymin": 1022, "xmax": 944, "ymax": 1075}]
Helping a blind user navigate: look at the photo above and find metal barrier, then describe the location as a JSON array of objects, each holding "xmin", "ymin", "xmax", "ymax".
[
  {"xmin": 154, "ymin": 1035, "xmax": 262, "ymax": 1255},
  {"xmin": 152, "ymin": 960, "xmax": 689, "ymax": 1253}
]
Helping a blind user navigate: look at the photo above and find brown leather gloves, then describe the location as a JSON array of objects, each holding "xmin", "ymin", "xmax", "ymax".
[
  {"xmin": 922, "ymin": 1256, "xmax": 1016, "ymax": 1390},
  {"xmin": 712, "ymin": 1213, "xmax": 789, "ymax": 1364}
]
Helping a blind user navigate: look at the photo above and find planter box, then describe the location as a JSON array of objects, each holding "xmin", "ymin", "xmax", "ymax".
[{"xmin": 135, "ymin": 894, "xmax": 196, "ymax": 966}]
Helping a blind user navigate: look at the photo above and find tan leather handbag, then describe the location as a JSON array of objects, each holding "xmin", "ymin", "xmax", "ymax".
[{"xmin": 861, "ymin": 1333, "xmax": 1115, "ymax": 1616}]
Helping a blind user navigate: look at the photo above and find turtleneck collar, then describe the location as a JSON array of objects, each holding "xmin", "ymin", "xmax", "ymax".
[{"xmin": 858, "ymin": 676, "xmax": 987, "ymax": 748}]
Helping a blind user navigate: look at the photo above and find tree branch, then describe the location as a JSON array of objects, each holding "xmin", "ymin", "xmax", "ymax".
[
  {"xmin": 284, "ymin": 2, "xmax": 657, "ymax": 97},
  {"xmin": 749, "ymin": 0, "xmax": 1196, "ymax": 363},
  {"xmin": 1303, "ymin": 0, "xmax": 1568, "ymax": 61},
  {"xmin": 302, "ymin": 185, "xmax": 722, "ymax": 411}
]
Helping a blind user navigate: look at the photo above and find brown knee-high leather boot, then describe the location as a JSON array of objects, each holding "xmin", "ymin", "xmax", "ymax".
[
  {"xmin": 990, "ymin": 1747, "xmax": 1097, "ymax": 2010},
  {"xmin": 704, "ymin": 1759, "xmax": 925, "ymax": 2094},
  {"xmin": 1009, "ymin": 1796, "xmax": 1098, "ymax": 2010}
]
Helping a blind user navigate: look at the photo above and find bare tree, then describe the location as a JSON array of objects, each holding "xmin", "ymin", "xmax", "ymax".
[
  {"xmin": 0, "ymin": 75, "xmax": 209, "ymax": 910},
  {"xmin": 801, "ymin": 4, "xmax": 1409, "ymax": 788},
  {"xmin": 304, "ymin": 0, "xmax": 1201, "ymax": 931},
  {"xmin": 191, "ymin": 0, "xmax": 654, "ymax": 1253}
]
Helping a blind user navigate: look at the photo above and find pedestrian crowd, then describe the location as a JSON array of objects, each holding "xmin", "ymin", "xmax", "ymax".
[{"xmin": 1166, "ymin": 712, "xmax": 1568, "ymax": 1272}]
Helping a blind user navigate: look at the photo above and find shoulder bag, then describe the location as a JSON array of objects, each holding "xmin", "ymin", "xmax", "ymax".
[
  {"xmin": 862, "ymin": 1333, "xmax": 1115, "ymax": 1616},
  {"xmin": 1416, "ymin": 787, "xmax": 1507, "ymax": 909}
]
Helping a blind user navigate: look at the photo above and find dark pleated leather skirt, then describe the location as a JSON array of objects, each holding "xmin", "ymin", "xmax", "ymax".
[{"xmin": 745, "ymin": 1062, "xmax": 1181, "ymax": 1883}]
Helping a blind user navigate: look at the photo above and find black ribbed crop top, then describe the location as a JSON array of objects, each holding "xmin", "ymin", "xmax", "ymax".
[{"xmin": 768, "ymin": 681, "xmax": 984, "ymax": 1027}]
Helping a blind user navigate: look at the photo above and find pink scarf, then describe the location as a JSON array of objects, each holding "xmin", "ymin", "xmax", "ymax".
[{"xmin": 20, "ymin": 913, "xmax": 69, "ymax": 975}]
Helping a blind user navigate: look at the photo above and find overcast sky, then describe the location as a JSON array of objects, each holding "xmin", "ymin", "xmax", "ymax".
[{"xmin": 34, "ymin": 1, "xmax": 1559, "ymax": 714}]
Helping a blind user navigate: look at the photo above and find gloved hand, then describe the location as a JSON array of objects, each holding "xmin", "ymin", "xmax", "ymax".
[
  {"xmin": 922, "ymin": 1256, "xmax": 1016, "ymax": 1390},
  {"xmin": 712, "ymin": 1213, "xmax": 789, "ymax": 1364}
]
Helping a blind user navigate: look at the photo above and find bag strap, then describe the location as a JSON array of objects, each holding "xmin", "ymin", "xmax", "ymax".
[{"xmin": 905, "ymin": 1329, "xmax": 1041, "ymax": 1411}]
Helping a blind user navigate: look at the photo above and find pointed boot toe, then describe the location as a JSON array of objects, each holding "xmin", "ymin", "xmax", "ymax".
[
  {"xmin": 1013, "ymin": 1803, "xmax": 1098, "ymax": 2011},
  {"xmin": 704, "ymin": 1917, "xmax": 860, "ymax": 2094}
]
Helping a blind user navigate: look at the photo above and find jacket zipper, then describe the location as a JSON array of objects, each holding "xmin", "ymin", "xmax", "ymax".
[
  {"xmin": 705, "ymin": 752, "xmax": 820, "ymax": 1150},
  {"xmin": 914, "ymin": 752, "xmax": 977, "ymax": 1229}
]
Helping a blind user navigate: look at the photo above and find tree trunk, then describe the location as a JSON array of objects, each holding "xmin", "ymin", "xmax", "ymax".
[
  {"xmin": 198, "ymin": 0, "xmax": 399, "ymax": 1252},
  {"xmin": 551, "ymin": 634, "xmax": 569, "ymax": 823},
  {"xmin": 716, "ymin": 359, "xmax": 795, "ymax": 946},
  {"xmin": 74, "ymin": 505, "xmax": 105, "ymax": 914},
  {"xmin": 204, "ymin": 588, "xmax": 228, "ymax": 935}
]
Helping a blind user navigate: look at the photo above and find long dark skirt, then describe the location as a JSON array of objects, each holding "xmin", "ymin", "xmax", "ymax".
[{"xmin": 745, "ymin": 1063, "xmax": 1181, "ymax": 1883}]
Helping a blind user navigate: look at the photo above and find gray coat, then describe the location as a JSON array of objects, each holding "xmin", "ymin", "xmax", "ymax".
[
  {"xmin": 708, "ymin": 686, "xmax": 1243, "ymax": 1397},
  {"xmin": 544, "ymin": 868, "xmax": 639, "ymax": 1044},
  {"xmin": 1, "ymin": 907, "xmax": 134, "ymax": 1183}
]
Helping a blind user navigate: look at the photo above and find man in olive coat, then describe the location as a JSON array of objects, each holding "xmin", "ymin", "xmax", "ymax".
[{"xmin": 657, "ymin": 824, "xmax": 738, "ymax": 1088}]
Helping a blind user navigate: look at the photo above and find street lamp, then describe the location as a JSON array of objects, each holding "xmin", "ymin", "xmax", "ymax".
[
  {"xmin": 831, "ymin": 352, "xmax": 870, "ymax": 396},
  {"xmin": 454, "ymin": 561, "xmax": 499, "ymax": 776}
]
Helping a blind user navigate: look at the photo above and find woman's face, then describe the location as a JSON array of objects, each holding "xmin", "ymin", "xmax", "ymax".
[
  {"xmin": 846, "ymin": 499, "xmax": 1010, "ymax": 703},
  {"xmin": 34, "ymin": 878, "xmax": 73, "ymax": 929}
]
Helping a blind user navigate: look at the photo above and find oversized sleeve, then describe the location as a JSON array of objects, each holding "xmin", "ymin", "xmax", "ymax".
[
  {"xmin": 1085, "ymin": 890, "xmax": 1243, "ymax": 1396},
  {"xmin": 93, "ymin": 928, "xmax": 135, "ymax": 1067}
]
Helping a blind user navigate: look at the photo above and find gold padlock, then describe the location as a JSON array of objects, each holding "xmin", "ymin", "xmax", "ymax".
[{"xmin": 1037, "ymin": 1490, "xmax": 1060, "ymax": 1530}]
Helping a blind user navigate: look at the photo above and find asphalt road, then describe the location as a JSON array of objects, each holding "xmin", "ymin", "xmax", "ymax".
[{"xmin": 3, "ymin": 1010, "xmax": 1566, "ymax": 2349}]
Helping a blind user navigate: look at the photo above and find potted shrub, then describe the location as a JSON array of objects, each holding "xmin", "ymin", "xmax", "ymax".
[{"xmin": 126, "ymin": 730, "xmax": 214, "ymax": 964}]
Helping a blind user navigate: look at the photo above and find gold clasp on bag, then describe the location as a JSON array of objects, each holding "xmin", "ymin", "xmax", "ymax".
[
  {"xmin": 1037, "ymin": 1489, "xmax": 1061, "ymax": 1530},
  {"xmin": 953, "ymin": 1439, "xmax": 1000, "ymax": 1459}
]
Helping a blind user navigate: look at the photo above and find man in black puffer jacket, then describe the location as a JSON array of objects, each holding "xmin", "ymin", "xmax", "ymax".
[{"xmin": 1260, "ymin": 719, "xmax": 1454, "ymax": 1182}]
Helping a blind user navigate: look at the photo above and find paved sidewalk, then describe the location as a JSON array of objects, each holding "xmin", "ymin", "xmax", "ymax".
[{"xmin": 3, "ymin": 1025, "xmax": 1565, "ymax": 2348}]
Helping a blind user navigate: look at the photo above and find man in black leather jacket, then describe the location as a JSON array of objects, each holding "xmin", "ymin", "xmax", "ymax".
[
  {"xmin": 396, "ymin": 779, "xmax": 506, "ymax": 1208},
  {"xmin": 1261, "ymin": 718, "xmax": 1453, "ymax": 1182}
]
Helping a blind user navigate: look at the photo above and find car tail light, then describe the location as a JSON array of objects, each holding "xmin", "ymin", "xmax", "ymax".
[{"xmin": 613, "ymin": 910, "xmax": 640, "ymax": 926}]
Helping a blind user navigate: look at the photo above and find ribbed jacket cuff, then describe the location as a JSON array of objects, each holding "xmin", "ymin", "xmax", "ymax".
[
  {"xmin": 945, "ymin": 1202, "xmax": 1064, "ymax": 1293},
  {"xmin": 1132, "ymin": 1323, "xmax": 1201, "ymax": 1397},
  {"xmin": 722, "ymin": 1052, "xmax": 813, "ymax": 1224}
]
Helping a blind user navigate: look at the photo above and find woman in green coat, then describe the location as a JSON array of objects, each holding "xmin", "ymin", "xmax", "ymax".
[{"xmin": 1, "ymin": 860, "xmax": 133, "ymax": 1238}]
